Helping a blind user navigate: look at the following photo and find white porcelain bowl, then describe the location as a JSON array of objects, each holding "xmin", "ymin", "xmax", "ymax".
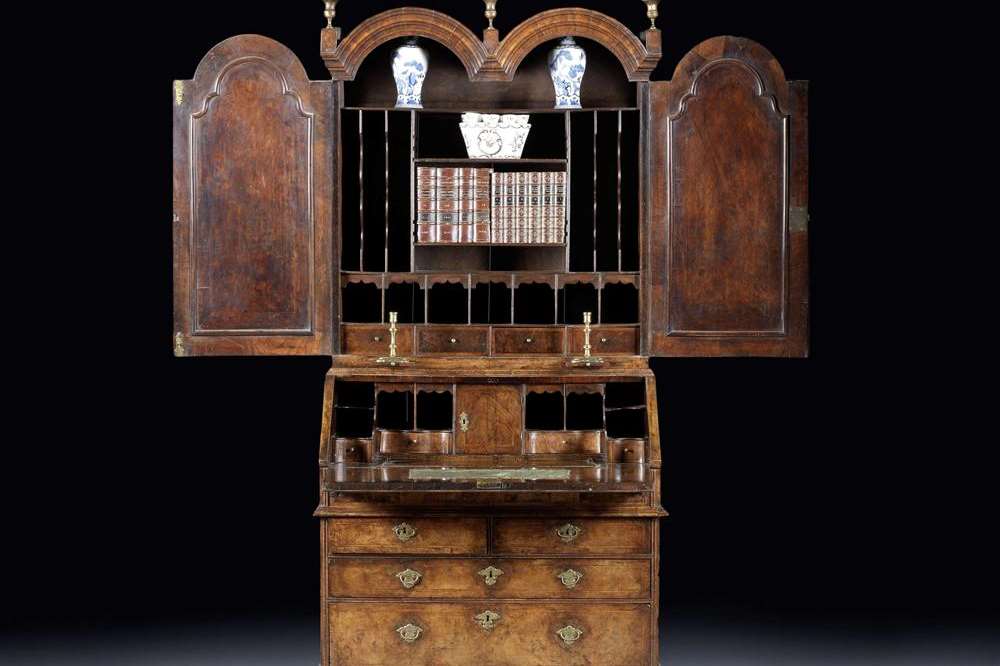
[{"xmin": 460, "ymin": 113, "xmax": 531, "ymax": 159}]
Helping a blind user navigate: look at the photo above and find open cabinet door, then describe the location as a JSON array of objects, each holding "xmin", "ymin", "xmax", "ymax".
[
  {"xmin": 645, "ymin": 37, "xmax": 808, "ymax": 357},
  {"xmin": 173, "ymin": 35, "xmax": 336, "ymax": 357}
]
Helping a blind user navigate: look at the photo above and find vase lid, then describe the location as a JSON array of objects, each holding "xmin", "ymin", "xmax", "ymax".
[{"xmin": 559, "ymin": 36, "xmax": 577, "ymax": 46}]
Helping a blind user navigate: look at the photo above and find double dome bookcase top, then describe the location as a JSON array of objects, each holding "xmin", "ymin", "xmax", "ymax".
[{"xmin": 171, "ymin": 1, "xmax": 808, "ymax": 664}]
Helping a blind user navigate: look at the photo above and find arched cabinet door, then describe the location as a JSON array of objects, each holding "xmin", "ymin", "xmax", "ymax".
[
  {"xmin": 173, "ymin": 35, "xmax": 336, "ymax": 357},
  {"xmin": 645, "ymin": 37, "xmax": 808, "ymax": 357}
]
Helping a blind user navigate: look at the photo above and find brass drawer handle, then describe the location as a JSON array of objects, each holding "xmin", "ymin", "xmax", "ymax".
[
  {"xmin": 556, "ymin": 625, "xmax": 584, "ymax": 645},
  {"xmin": 396, "ymin": 623, "xmax": 423, "ymax": 643},
  {"xmin": 557, "ymin": 569, "xmax": 584, "ymax": 589},
  {"xmin": 474, "ymin": 610, "xmax": 501, "ymax": 631},
  {"xmin": 478, "ymin": 565, "xmax": 504, "ymax": 586},
  {"xmin": 396, "ymin": 569, "xmax": 423, "ymax": 589},
  {"xmin": 555, "ymin": 523, "xmax": 583, "ymax": 543},
  {"xmin": 393, "ymin": 522, "xmax": 417, "ymax": 542}
]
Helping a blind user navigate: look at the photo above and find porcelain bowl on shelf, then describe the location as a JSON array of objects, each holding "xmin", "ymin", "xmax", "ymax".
[{"xmin": 460, "ymin": 113, "xmax": 531, "ymax": 159}]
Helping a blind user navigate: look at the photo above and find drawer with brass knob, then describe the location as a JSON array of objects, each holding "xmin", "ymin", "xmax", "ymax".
[
  {"xmin": 377, "ymin": 430, "xmax": 452, "ymax": 455},
  {"xmin": 524, "ymin": 430, "xmax": 602, "ymax": 455},
  {"xmin": 328, "ymin": 602, "xmax": 652, "ymax": 665},
  {"xmin": 568, "ymin": 325, "xmax": 638, "ymax": 355},
  {"xmin": 416, "ymin": 326, "xmax": 489, "ymax": 355},
  {"xmin": 492, "ymin": 327, "xmax": 565, "ymax": 355},
  {"xmin": 326, "ymin": 558, "xmax": 651, "ymax": 600},
  {"xmin": 342, "ymin": 324, "xmax": 415, "ymax": 355}
]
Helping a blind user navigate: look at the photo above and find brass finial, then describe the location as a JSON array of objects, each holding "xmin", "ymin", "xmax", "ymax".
[
  {"xmin": 323, "ymin": 0, "xmax": 338, "ymax": 29},
  {"xmin": 642, "ymin": 0, "xmax": 659, "ymax": 29},
  {"xmin": 484, "ymin": 0, "xmax": 498, "ymax": 30}
]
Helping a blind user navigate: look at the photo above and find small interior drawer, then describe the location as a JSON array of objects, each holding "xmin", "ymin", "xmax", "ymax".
[
  {"xmin": 568, "ymin": 326, "xmax": 638, "ymax": 355},
  {"xmin": 493, "ymin": 327, "xmax": 565, "ymax": 355},
  {"xmin": 416, "ymin": 326, "xmax": 489, "ymax": 355},
  {"xmin": 524, "ymin": 430, "xmax": 602, "ymax": 455},
  {"xmin": 342, "ymin": 325, "xmax": 414, "ymax": 355},
  {"xmin": 327, "ymin": 518, "xmax": 488, "ymax": 555},
  {"xmin": 378, "ymin": 430, "xmax": 452, "ymax": 455},
  {"xmin": 608, "ymin": 437, "xmax": 646, "ymax": 463},
  {"xmin": 334, "ymin": 437, "xmax": 369, "ymax": 463}
]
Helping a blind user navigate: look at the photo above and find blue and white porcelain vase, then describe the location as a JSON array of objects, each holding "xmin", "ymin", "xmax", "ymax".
[
  {"xmin": 548, "ymin": 37, "xmax": 587, "ymax": 109},
  {"xmin": 392, "ymin": 38, "xmax": 428, "ymax": 109}
]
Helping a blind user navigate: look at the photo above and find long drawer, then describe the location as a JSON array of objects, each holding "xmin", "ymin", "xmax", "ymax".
[
  {"xmin": 327, "ymin": 518, "xmax": 488, "ymax": 555},
  {"xmin": 328, "ymin": 558, "xmax": 650, "ymax": 600},
  {"xmin": 492, "ymin": 518, "xmax": 652, "ymax": 556},
  {"xmin": 328, "ymin": 602, "xmax": 652, "ymax": 666}
]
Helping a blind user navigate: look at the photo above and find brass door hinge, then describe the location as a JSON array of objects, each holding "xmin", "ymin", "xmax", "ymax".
[
  {"xmin": 174, "ymin": 81, "xmax": 184, "ymax": 106},
  {"xmin": 174, "ymin": 332, "xmax": 185, "ymax": 357}
]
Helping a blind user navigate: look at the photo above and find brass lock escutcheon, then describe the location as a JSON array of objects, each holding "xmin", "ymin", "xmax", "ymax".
[
  {"xmin": 396, "ymin": 568, "xmax": 423, "ymax": 589},
  {"xmin": 478, "ymin": 565, "xmax": 504, "ymax": 586},
  {"xmin": 555, "ymin": 523, "xmax": 583, "ymax": 543},
  {"xmin": 396, "ymin": 623, "xmax": 423, "ymax": 643},
  {"xmin": 393, "ymin": 522, "xmax": 417, "ymax": 542},
  {"xmin": 474, "ymin": 610, "xmax": 501, "ymax": 631},
  {"xmin": 459, "ymin": 412, "xmax": 470, "ymax": 432},
  {"xmin": 556, "ymin": 625, "xmax": 584, "ymax": 645},
  {"xmin": 557, "ymin": 568, "xmax": 584, "ymax": 589}
]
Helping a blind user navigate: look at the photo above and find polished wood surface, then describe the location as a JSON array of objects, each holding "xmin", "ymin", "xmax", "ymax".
[
  {"xmin": 327, "ymin": 557, "xmax": 651, "ymax": 600},
  {"xmin": 327, "ymin": 518, "xmax": 488, "ymax": 555},
  {"xmin": 493, "ymin": 518, "xmax": 652, "ymax": 555},
  {"xmin": 173, "ymin": 35, "xmax": 335, "ymax": 356},
  {"xmin": 327, "ymin": 602, "xmax": 652, "ymax": 666},
  {"xmin": 455, "ymin": 385, "xmax": 522, "ymax": 454}
]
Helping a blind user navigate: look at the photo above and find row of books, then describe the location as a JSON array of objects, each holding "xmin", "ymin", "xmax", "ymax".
[
  {"xmin": 491, "ymin": 171, "xmax": 566, "ymax": 245},
  {"xmin": 414, "ymin": 167, "xmax": 567, "ymax": 245},
  {"xmin": 416, "ymin": 167, "xmax": 491, "ymax": 243}
]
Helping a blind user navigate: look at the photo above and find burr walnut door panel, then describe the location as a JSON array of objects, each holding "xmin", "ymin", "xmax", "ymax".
[
  {"xmin": 455, "ymin": 386, "xmax": 522, "ymax": 455},
  {"xmin": 173, "ymin": 35, "xmax": 336, "ymax": 357},
  {"xmin": 646, "ymin": 37, "xmax": 808, "ymax": 358}
]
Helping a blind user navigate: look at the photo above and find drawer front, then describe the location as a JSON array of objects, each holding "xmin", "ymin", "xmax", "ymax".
[
  {"xmin": 328, "ymin": 558, "xmax": 650, "ymax": 600},
  {"xmin": 328, "ymin": 602, "xmax": 651, "ymax": 666},
  {"xmin": 568, "ymin": 326, "xmax": 638, "ymax": 355},
  {"xmin": 524, "ymin": 431, "xmax": 602, "ymax": 455},
  {"xmin": 342, "ymin": 325, "xmax": 414, "ymax": 355},
  {"xmin": 492, "ymin": 518, "xmax": 652, "ymax": 556},
  {"xmin": 378, "ymin": 430, "xmax": 452, "ymax": 455},
  {"xmin": 493, "ymin": 327, "xmax": 564, "ymax": 355},
  {"xmin": 609, "ymin": 437, "xmax": 647, "ymax": 463},
  {"xmin": 334, "ymin": 437, "xmax": 369, "ymax": 463},
  {"xmin": 327, "ymin": 518, "xmax": 488, "ymax": 555},
  {"xmin": 416, "ymin": 326, "xmax": 489, "ymax": 355}
]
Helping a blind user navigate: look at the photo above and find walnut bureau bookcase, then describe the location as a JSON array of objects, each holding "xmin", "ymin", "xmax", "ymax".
[{"xmin": 171, "ymin": 3, "xmax": 808, "ymax": 664}]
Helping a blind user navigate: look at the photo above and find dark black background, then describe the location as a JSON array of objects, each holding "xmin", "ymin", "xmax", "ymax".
[{"xmin": 8, "ymin": 0, "xmax": 994, "ymax": 659}]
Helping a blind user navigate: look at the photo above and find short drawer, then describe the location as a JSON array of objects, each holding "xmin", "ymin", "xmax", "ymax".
[
  {"xmin": 328, "ymin": 602, "xmax": 651, "ymax": 666},
  {"xmin": 568, "ymin": 326, "xmax": 639, "ymax": 355},
  {"xmin": 609, "ymin": 437, "xmax": 647, "ymax": 463},
  {"xmin": 493, "ymin": 327, "xmax": 565, "ymax": 355},
  {"xmin": 342, "ymin": 324, "xmax": 414, "ymax": 355},
  {"xmin": 333, "ymin": 437, "xmax": 369, "ymax": 463},
  {"xmin": 524, "ymin": 430, "xmax": 602, "ymax": 455},
  {"xmin": 327, "ymin": 558, "xmax": 651, "ymax": 600},
  {"xmin": 326, "ymin": 518, "xmax": 488, "ymax": 555},
  {"xmin": 377, "ymin": 430, "xmax": 452, "ymax": 455},
  {"xmin": 416, "ymin": 326, "xmax": 489, "ymax": 355},
  {"xmin": 492, "ymin": 518, "xmax": 652, "ymax": 556}
]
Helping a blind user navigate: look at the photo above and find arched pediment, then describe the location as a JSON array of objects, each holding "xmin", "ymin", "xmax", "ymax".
[{"xmin": 322, "ymin": 7, "xmax": 661, "ymax": 83}]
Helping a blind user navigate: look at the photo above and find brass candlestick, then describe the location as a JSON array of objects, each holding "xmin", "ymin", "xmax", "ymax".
[
  {"xmin": 569, "ymin": 311, "xmax": 605, "ymax": 368},
  {"xmin": 641, "ymin": 0, "xmax": 659, "ymax": 29},
  {"xmin": 376, "ymin": 312, "xmax": 410, "ymax": 366}
]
